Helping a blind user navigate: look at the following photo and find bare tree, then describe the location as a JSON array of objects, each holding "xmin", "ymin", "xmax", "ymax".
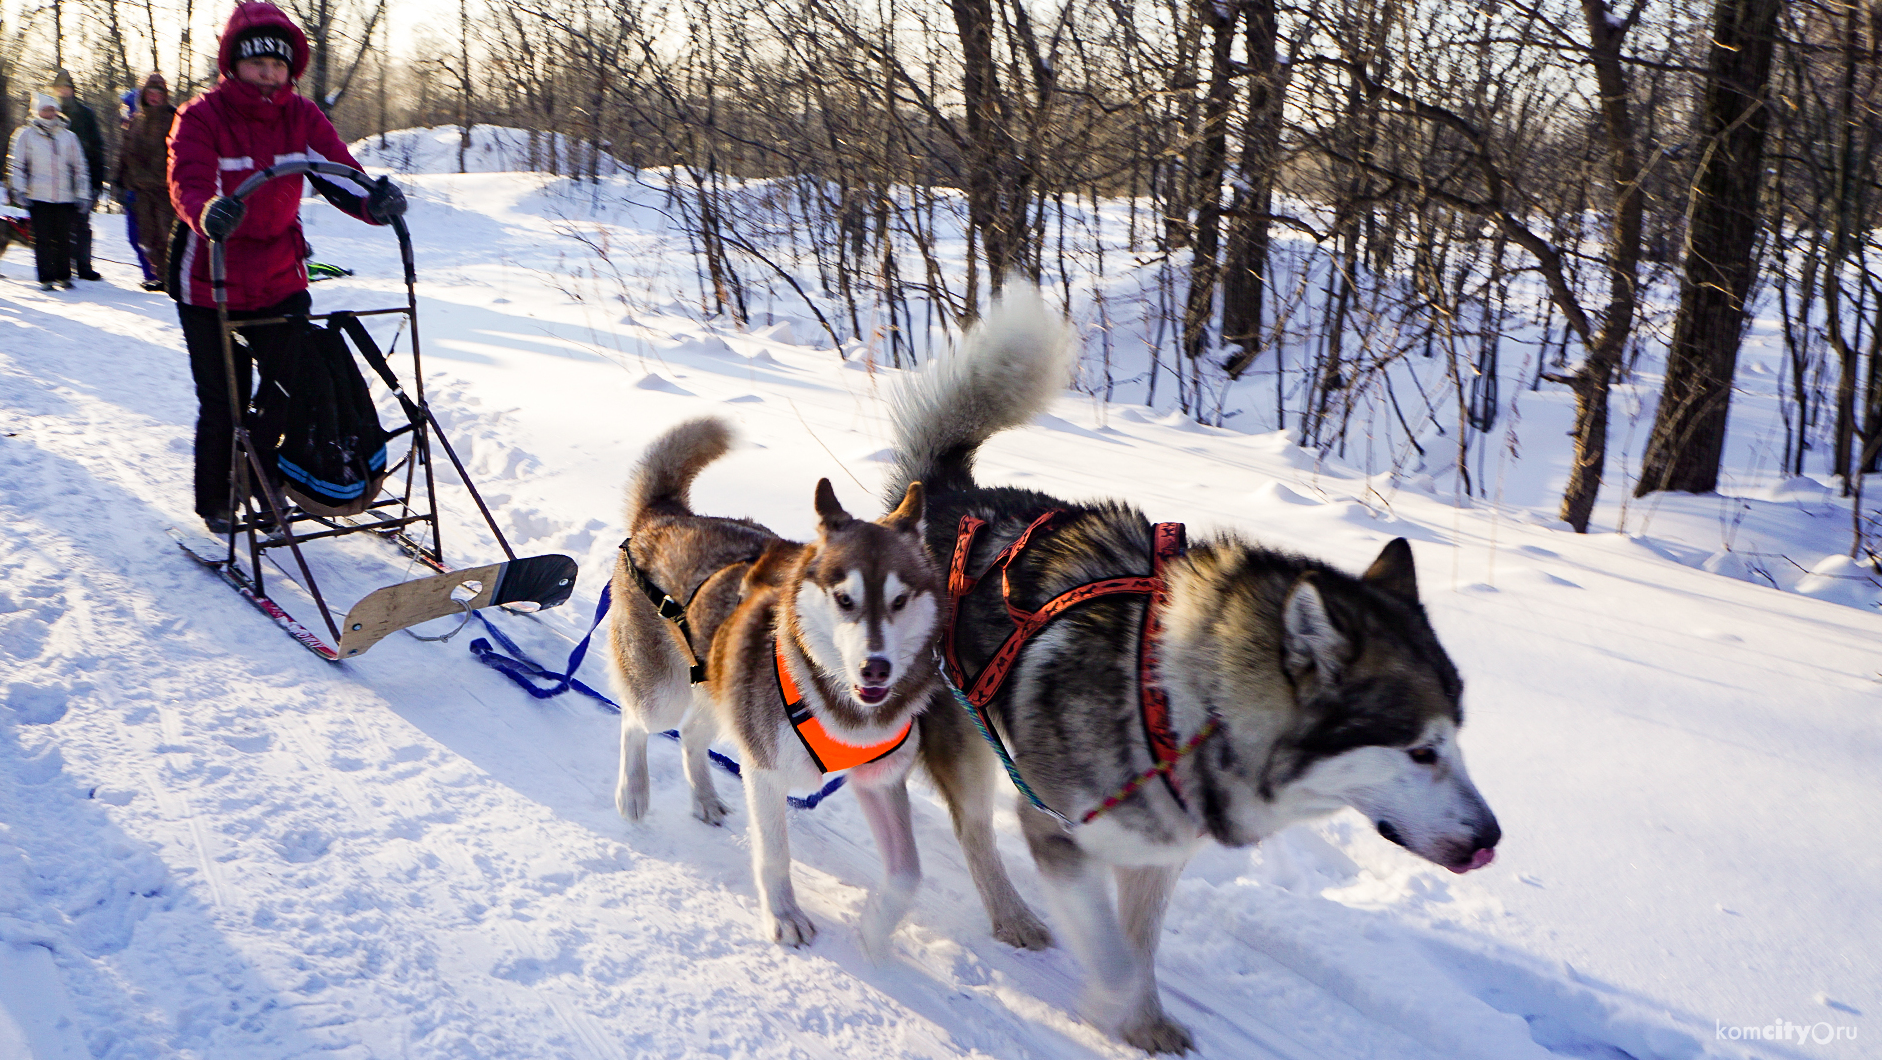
[
  {"xmin": 284, "ymin": 0, "xmax": 387, "ymax": 112},
  {"xmin": 1221, "ymin": 0, "xmax": 1285, "ymax": 378},
  {"xmin": 1636, "ymin": 0, "xmax": 1785, "ymax": 496},
  {"xmin": 1550, "ymin": 0, "xmax": 1650, "ymax": 532}
]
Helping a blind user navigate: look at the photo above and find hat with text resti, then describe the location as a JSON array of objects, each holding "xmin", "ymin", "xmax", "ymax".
[{"xmin": 229, "ymin": 26, "xmax": 295, "ymax": 65}]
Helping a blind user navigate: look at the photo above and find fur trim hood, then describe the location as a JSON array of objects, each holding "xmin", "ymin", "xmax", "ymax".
[{"xmin": 216, "ymin": 3, "xmax": 308, "ymax": 81}]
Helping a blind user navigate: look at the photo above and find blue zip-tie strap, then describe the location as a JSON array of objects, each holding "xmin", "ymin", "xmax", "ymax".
[
  {"xmin": 468, "ymin": 584, "xmax": 614, "ymax": 702},
  {"xmin": 467, "ymin": 583, "xmax": 846, "ymax": 810}
]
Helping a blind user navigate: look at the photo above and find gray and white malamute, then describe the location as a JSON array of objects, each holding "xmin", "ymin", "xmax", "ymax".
[
  {"xmin": 609, "ymin": 418, "xmax": 1045, "ymax": 956},
  {"xmin": 891, "ymin": 293, "xmax": 1502, "ymax": 1053}
]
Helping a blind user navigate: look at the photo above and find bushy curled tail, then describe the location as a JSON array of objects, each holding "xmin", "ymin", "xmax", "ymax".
[
  {"xmin": 885, "ymin": 286, "xmax": 1075, "ymax": 504},
  {"xmin": 626, "ymin": 416, "xmax": 735, "ymax": 527}
]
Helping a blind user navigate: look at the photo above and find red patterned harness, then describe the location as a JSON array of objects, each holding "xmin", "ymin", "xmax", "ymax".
[{"xmin": 941, "ymin": 510, "xmax": 1204, "ymax": 813}]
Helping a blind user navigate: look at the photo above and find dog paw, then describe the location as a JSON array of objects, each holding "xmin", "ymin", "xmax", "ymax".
[
  {"xmin": 615, "ymin": 779, "xmax": 650, "ymax": 821},
  {"xmin": 991, "ymin": 909, "xmax": 1053, "ymax": 951},
  {"xmin": 1119, "ymin": 1013, "xmax": 1193, "ymax": 1055},
  {"xmin": 764, "ymin": 906, "xmax": 818, "ymax": 947},
  {"xmin": 857, "ymin": 891, "xmax": 913, "ymax": 963},
  {"xmin": 857, "ymin": 920, "xmax": 893, "ymax": 964},
  {"xmin": 692, "ymin": 793, "xmax": 730, "ymax": 827}
]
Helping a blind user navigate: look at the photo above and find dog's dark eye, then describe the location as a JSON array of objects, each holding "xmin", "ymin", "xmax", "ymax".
[
  {"xmin": 1408, "ymin": 747, "xmax": 1437, "ymax": 766},
  {"xmin": 833, "ymin": 592, "xmax": 854, "ymax": 610},
  {"xmin": 891, "ymin": 593, "xmax": 908, "ymax": 612}
]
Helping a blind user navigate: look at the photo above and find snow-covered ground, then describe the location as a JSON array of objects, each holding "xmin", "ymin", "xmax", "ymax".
[{"xmin": 0, "ymin": 131, "xmax": 1876, "ymax": 1059}]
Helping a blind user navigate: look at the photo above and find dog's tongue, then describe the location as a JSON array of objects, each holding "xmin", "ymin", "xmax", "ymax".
[
  {"xmin": 1450, "ymin": 847, "xmax": 1496, "ymax": 874},
  {"xmin": 855, "ymin": 685, "xmax": 889, "ymax": 705}
]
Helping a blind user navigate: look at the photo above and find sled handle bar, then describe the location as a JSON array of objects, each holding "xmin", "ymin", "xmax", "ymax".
[
  {"xmin": 211, "ymin": 160, "xmax": 415, "ymax": 291},
  {"xmin": 205, "ymin": 160, "xmax": 515, "ymax": 573}
]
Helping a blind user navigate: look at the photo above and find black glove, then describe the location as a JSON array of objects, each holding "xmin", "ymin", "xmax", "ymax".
[
  {"xmin": 201, "ymin": 196, "xmax": 246, "ymax": 241},
  {"xmin": 364, "ymin": 175, "xmax": 406, "ymax": 224}
]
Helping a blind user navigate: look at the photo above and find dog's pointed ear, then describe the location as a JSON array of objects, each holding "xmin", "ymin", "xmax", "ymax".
[
  {"xmin": 1362, "ymin": 538, "xmax": 1419, "ymax": 602},
  {"xmin": 814, "ymin": 478, "xmax": 853, "ymax": 533},
  {"xmin": 1282, "ymin": 573, "xmax": 1351, "ymax": 682},
  {"xmin": 881, "ymin": 481, "xmax": 924, "ymax": 536}
]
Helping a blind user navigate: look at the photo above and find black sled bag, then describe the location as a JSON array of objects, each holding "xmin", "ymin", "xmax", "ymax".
[{"xmin": 249, "ymin": 311, "xmax": 418, "ymax": 517}]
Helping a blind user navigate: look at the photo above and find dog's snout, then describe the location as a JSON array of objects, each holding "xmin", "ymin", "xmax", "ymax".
[
  {"xmin": 1474, "ymin": 817, "xmax": 1502, "ymax": 852},
  {"xmin": 859, "ymin": 655, "xmax": 892, "ymax": 686},
  {"xmin": 1446, "ymin": 817, "xmax": 1501, "ymax": 873}
]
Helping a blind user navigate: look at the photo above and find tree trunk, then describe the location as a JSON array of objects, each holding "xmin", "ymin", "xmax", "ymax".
[
  {"xmin": 179, "ymin": 0, "xmax": 195, "ymax": 95},
  {"xmin": 1223, "ymin": 0, "xmax": 1279, "ymax": 378},
  {"xmin": 950, "ymin": 0, "xmax": 1008, "ymax": 310},
  {"xmin": 104, "ymin": 1, "xmax": 134, "ymax": 97},
  {"xmin": 0, "ymin": 40, "xmax": 11, "ymax": 135},
  {"xmin": 142, "ymin": 0, "xmax": 162, "ymax": 73},
  {"xmin": 307, "ymin": 0, "xmax": 333, "ymax": 114},
  {"xmin": 458, "ymin": 0, "xmax": 474, "ymax": 173},
  {"xmin": 1557, "ymin": 0, "xmax": 1645, "ymax": 532},
  {"xmin": 1182, "ymin": 1, "xmax": 1238, "ymax": 360},
  {"xmin": 1635, "ymin": 0, "xmax": 1783, "ymax": 496},
  {"xmin": 1823, "ymin": 0, "xmax": 1861, "ymax": 486}
]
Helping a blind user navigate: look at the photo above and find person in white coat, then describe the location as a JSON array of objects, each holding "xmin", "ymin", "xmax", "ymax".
[{"xmin": 6, "ymin": 93, "xmax": 90, "ymax": 290}]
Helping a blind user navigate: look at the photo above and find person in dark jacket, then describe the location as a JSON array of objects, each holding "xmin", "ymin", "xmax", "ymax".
[
  {"xmin": 117, "ymin": 71, "xmax": 177, "ymax": 290},
  {"xmin": 168, "ymin": 1, "xmax": 406, "ymax": 533},
  {"xmin": 48, "ymin": 68, "xmax": 103, "ymax": 281}
]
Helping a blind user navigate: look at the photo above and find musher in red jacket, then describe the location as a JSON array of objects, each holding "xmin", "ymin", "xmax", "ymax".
[{"xmin": 169, "ymin": 1, "xmax": 406, "ymax": 533}]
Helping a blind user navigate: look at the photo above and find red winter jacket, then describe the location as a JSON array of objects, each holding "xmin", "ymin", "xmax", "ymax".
[{"xmin": 168, "ymin": 1, "xmax": 375, "ymax": 310}]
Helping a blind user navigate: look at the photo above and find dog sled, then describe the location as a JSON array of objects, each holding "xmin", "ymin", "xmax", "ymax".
[
  {"xmin": 0, "ymin": 204, "xmax": 31, "ymax": 257},
  {"xmin": 172, "ymin": 160, "xmax": 576, "ymax": 660}
]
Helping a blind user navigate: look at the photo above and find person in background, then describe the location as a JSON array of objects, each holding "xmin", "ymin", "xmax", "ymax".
[
  {"xmin": 117, "ymin": 71, "xmax": 177, "ymax": 291},
  {"xmin": 168, "ymin": 1, "xmax": 406, "ymax": 534},
  {"xmin": 48, "ymin": 68, "xmax": 104, "ymax": 282},
  {"xmin": 6, "ymin": 92, "xmax": 89, "ymax": 291},
  {"xmin": 117, "ymin": 88, "xmax": 155, "ymax": 286}
]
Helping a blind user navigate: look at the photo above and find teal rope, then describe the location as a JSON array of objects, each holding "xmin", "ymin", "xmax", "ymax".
[{"xmin": 940, "ymin": 677, "xmax": 1075, "ymax": 830}]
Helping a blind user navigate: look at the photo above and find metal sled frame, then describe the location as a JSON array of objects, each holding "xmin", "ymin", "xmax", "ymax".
[{"xmin": 198, "ymin": 160, "xmax": 573, "ymax": 660}]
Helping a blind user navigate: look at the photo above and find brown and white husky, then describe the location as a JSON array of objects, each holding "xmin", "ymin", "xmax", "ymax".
[{"xmin": 608, "ymin": 417, "xmax": 1043, "ymax": 954}]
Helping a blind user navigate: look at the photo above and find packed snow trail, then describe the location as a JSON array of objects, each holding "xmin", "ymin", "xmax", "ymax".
[{"xmin": 2, "ymin": 155, "xmax": 1875, "ymax": 1059}]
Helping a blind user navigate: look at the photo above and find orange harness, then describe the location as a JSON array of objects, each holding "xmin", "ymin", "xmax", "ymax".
[{"xmin": 775, "ymin": 639, "xmax": 912, "ymax": 773}]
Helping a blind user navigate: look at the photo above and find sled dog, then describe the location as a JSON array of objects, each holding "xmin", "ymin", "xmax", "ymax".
[
  {"xmin": 885, "ymin": 291, "xmax": 1502, "ymax": 1053},
  {"xmin": 609, "ymin": 417, "xmax": 779, "ymax": 828},
  {"xmin": 608, "ymin": 417, "xmax": 1045, "ymax": 954}
]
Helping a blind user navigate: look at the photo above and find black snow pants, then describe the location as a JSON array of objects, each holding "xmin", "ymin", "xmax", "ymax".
[
  {"xmin": 26, "ymin": 201, "xmax": 75, "ymax": 284},
  {"xmin": 178, "ymin": 289, "xmax": 313, "ymax": 520}
]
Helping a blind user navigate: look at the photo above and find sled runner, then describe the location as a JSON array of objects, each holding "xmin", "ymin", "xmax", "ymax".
[{"xmin": 175, "ymin": 160, "xmax": 577, "ymax": 660}]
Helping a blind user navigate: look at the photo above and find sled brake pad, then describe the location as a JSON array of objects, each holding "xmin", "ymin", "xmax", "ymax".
[
  {"xmin": 490, "ymin": 553, "xmax": 579, "ymax": 611},
  {"xmin": 338, "ymin": 554, "xmax": 578, "ymax": 658}
]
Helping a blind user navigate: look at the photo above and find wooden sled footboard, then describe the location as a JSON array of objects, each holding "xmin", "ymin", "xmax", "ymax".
[{"xmin": 338, "ymin": 554, "xmax": 578, "ymax": 658}]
